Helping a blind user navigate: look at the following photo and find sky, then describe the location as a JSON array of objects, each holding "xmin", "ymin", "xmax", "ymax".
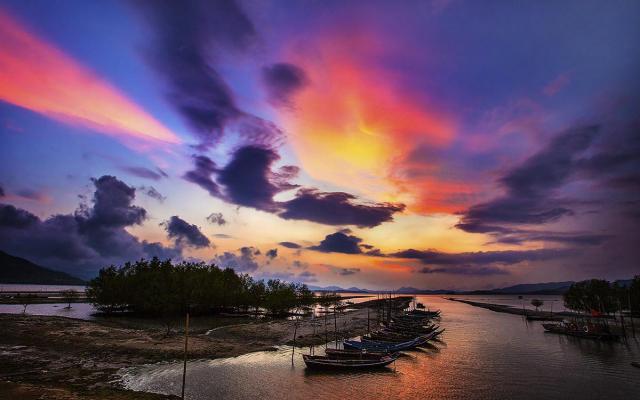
[{"xmin": 1, "ymin": 0, "xmax": 639, "ymax": 290}]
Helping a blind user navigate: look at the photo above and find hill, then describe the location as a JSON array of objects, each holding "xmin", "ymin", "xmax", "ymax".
[{"xmin": 0, "ymin": 251, "xmax": 85, "ymax": 285}]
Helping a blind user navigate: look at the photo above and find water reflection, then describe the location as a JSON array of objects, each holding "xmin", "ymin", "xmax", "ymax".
[{"xmin": 121, "ymin": 296, "xmax": 640, "ymax": 399}]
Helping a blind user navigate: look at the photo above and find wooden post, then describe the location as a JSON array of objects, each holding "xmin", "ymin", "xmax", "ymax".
[
  {"xmin": 181, "ymin": 312, "xmax": 189, "ymax": 400},
  {"xmin": 367, "ymin": 306, "xmax": 370, "ymax": 334},
  {"xmin": 629, "ymin": 291, "xmax": 636, "ymax": 338},
  {"xmin": 334, "ymin": 303, "xmax": 338, "ymax": 349},
  {"xmin": 292, "ymin": 318, "xmax": 298, "ymax": 364}
]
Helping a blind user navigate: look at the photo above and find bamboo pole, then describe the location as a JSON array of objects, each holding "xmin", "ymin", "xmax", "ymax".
[{"xmin": 181, "ymin": 312, "xmax": 190, "ymax": 400}]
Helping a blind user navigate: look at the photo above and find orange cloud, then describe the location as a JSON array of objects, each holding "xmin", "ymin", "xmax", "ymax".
[
  {"xmin": 280, "ymin": 27, "xmax": 456, "ymax": 206},
  {"xmin": 0, "ymin": 10, "xmax": 180, "ymax": 149}
]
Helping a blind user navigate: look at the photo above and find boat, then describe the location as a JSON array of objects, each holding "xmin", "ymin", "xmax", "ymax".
[
  {"xmin": 525, "ymin": 314, "xmax": 563, "ymax": 321},
  {"xmin": 324, "ymin": 348, "xmax": 394, "ymax": 360},
  {"xmin": 542, "ymin": 321, "xmax": 621, "ymax": 340},
  {"xmin": 302, "ymin": 354, "xmax": 398, "ymax": 369},
  {"xmin": 344, "ymin": 331, "xmax": 437, "ymax": 352}
]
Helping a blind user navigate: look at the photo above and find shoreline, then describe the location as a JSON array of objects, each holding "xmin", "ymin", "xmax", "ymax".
[{"xmin": 0, "ymin": 297, "xmax": 410, "ymax": 399}]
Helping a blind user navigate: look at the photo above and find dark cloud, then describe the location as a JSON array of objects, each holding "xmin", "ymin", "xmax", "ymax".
[
  {"xmin": 458, "ymin": 126, "xmax": 598, "ymax": 233},
  {"xmin": 217, "ymin": 146, "xmax": 298, "ymax": 211},
  {"xmin": 280, "ymin": 188, "xmax": 405, "ymax": 228},
  {"xmin": 266, "ymin": 248, "xmax": 278, "ymax": 259},
  {"xmin": 183, "ymin": 155, "xmax": 221, "ymax": 197},
  {"xmin": 121, "ymin": 166, "xmax": 168, "ymax": 181},
  {"xmin": 489, "ymin": 232, "xmax": 612, "ymax": 246},
  {"xmin": 391, "ymin": 248, "xmax": 572, "ymax": 266},
  {"xmin": 212, "ymin": 233, "xmax": 232, "ymax": 238},
  {"xmin": 262, "ymin": 63, "xmax": 308, "ymax": 107},
  {"xmin": 418, "ymin": 265, "xmax": 509, "ymax": 276},
  {"xmin": 309, "ymin": 231, "xmax": 363, "ymax": 254},
  {"xmin": 214, "ymin": 246, "xmax": 260, "ymax": 272},
  {"xmin": 139, "ymin": 186, "xmax": 166, "ymax": 202},
  {"xmin": 206, "ymin": 212, "xmax": 226, "ymax": 225},
  {"xmin": 0, "ymin": 176, "xmax": 180, "ymax": 278},
  {"xmin": 162, "ymin": 216, "xmax": 210, "ymax": 248},
  {"xmin": 279, "ymin": 241, "xmax": 301, "ymax": 249},
  {"xmin": 0, "ymin": 204, "xmax": 38, "ymax": 228},
  {"xmin": 335, "ymin": 267, "xmax": 361, "ymax": 276},
  {"xmin": 0, "ymin": 185, "xmax": 4, "ymax": 197},
  {"xmin": 184, "ymin": 145, "xmax": 403, "ymax": 228},
  {"xmin": 134, "ymin": 0, "xmax": 281, "ymax": 149}
]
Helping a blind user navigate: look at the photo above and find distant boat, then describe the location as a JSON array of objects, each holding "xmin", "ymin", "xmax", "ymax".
[
  {"xmin": 542, "ymin": 322, "xmax": 620, "ymax": 341},
  {"xmin": 302, "ymin": 354, "xmax": 397, "ymax": 369}
]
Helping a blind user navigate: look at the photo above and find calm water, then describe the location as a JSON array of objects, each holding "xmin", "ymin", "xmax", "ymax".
[{"xmin": 120, "ymin": 296, "xmax": 640, "ymax": 399}]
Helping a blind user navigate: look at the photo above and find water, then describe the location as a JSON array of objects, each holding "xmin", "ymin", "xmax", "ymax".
[
  {"xmin": 120, "ymin": 296, "xmax": 640, "ymax": 399},
  {"xmin": 0, "ymin": 302, "xmax": 97, "ymax": 320},
  {"xmin": 0, "ymin": 283, "xmax": 86, "ymax": 292}
]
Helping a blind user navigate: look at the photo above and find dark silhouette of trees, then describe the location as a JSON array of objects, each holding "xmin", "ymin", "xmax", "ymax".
[
  {"xmin": 86, "ymin": 258, "xmax": 316, "ymax": 323},
  {"xmin": 563, "ymin": 277, "xmax": 640, "ymax": 314},
  {"xmin": 62, "ymin": 289, "xmax": 79, "ymax": 309},
  {"xmin": 531, "ymin": 298, "xmax": 543, "ymax": 311}
]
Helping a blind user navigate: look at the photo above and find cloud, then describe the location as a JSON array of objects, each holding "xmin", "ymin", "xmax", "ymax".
[
  {"xmin": 121, "ymin": 166, "xmax": 168, "ymax": 180},
  {"xmin": 0, "ymin": 185, "xmax": 4, "ymax": 197},
  {"xmin": 139, "ymin": 186, "xmax": 166, "ymax": 202},
  {"xmin": 391, "ymin": 248, "xmax": 572, "ymax": 266},
  {"xmin": 335, "ymin": 267, "xmax": 361, "ymax": 276},
  {"xmin": 266, "ymin": 248, "xmax": 278, "ymax": 259},
  {"xmin": 206, "ymin": 212, "xmax": 226, "ymax": 225},
  {"xmin": 309, "ymin": 231, "xmax": 363, "ymax": 254},
  {"xmin": 262, "ymin": 63, "xmax": 308, "ymax": 107},
  {"xmin": 457, "ymin": 125, "xmax": 599, "ymax": 234},
  {"xmin": 0, "ymin": 10, "xmax": 180, "ymax": 149},
  {"xmin": 212, "ymin": 233, "xmax": 232, "ymax": 238},
  {"xmin": 279, "ymin": 241, "xmax": 301, "ymax": 249},
  {"xmin": 0, "ymin": 203, "xmax": 39, "ymax": 228},
  {"xmin": 418, "ymin": 265, "xmax": 509, "ymax": 276},
  {"xmin": 134, "ymin": 0, "xmax": 281, "ymax": 149},
  {"xmin": 213, "ymin": 246, "xmax": 261, "ymax": 272},
  {"xmin": 0, "ymin": 176, "xmax": 180, "ymax": 278},
  {"xmin": 183, "ymin": 155, "xmax": 221, "ymax": 197},
  {"xmin": 162, "ymin": 216, "xmax": 210, "ymax": 248},
  {"xmin": 183, "ymin": 145, "xmax": 403, "ymax": 228},
  {"xmin": 216, "ymin": 146, "xmax": 298, "ymax": 211},
  {"xmin": 280, "ymin": 188, "xmax": 405, "ymax": 228}
]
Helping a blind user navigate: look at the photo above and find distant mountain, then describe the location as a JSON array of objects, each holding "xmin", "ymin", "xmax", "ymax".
[
  {"xmin": 0, "ymin": 251, "xmax": 85, "ymax": 285},
  {"xmin": 490, "ymin": 281, "xmax": 575, "ymax": 295},
  {"xmin": 395, "ymin": 286, "xmax": 455, "ymax": 294}
]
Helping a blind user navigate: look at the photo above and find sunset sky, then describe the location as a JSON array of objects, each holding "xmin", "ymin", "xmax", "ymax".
[{"xmin": 1, "ymin": 0, "xmax": 639, "ymax": 290}]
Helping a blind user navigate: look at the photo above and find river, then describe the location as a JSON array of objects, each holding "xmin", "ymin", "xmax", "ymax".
[{"xmin": 119, "ymin": 295, "xmax": 640, "ymax": 399}]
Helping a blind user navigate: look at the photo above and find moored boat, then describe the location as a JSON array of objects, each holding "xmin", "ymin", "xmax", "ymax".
[
  {"xmin": 302, "ymin": 354, "xmax": 398, "ymax": 369},
  {"xmin": 542, "ymin": 321, "xmax": 620, "ymax": 340}
]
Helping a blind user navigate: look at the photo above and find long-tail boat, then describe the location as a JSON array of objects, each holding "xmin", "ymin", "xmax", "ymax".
[{"xmin": 302, "ymin": 354, "xmax": 398, "ymax": 370}]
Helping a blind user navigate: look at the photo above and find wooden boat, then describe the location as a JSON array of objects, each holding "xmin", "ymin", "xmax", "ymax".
[
  {"xmin": 344, "ymin": 331, "xmax": 436, "ymax": 352},
  {"xmin": 542, "ymin": 322, "xmax": 620, "ymax": 340},
  {"xmin": 406, "ymin": 309, "xmax": 440, "ymax": 318},
  {"xmin": 324, "ymin": 348, "xmax": 393, "ymax": 360},
  {"xmin": 302, "ymin": 354, "xmax": 397, "ymax": 369},
  {"xmin": 525, "ymin": 314, "xmax": 563, "ymax": 321}
]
